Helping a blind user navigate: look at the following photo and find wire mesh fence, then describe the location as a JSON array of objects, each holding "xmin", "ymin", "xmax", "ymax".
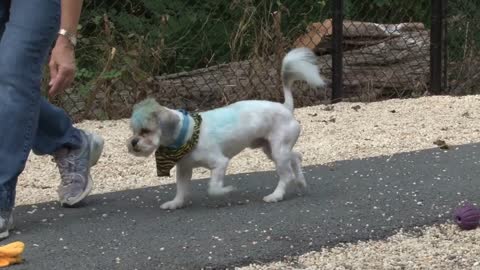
[
  {"xmin": 445, "ymin": 1, "xmax": 480, "ymax": 95},
  {"xmin": 340, "ymin": 0, "xmax": 431, "ymax": 100},
  {"xmin": 42, "ymin": 0, "xmax": 480, "ymax": 122}
]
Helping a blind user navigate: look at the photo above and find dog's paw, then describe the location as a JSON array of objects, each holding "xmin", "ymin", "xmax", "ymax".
[
  {"xmin": 208, "ymin": 185, "xmax": 235, "ymax": 197},
  {"xmin": 160, "ymin": 200, "xmax": 184, "ymax": 210},
  {"xmin": 263, "ymin": 193, "xmax": 284, "ymax": 203},
  {"xmin": 295, "ymin": 178, "xmax": 307, "ymax": 189}
]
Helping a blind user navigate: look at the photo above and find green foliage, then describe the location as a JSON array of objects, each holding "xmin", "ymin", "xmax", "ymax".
[
  {"xmin": 77, "ymin": 0, "xmax": 330, "ymax": 78},
  {"xmin": 445, "ymin": 0, "xmax": 480, "ymax": 61},
  {"xmin": 70, "ymin": 0, "xmax": 479, "ymax": 106},
  {"xmin": 345, "ymin": 0, "xmax": 430, "ymax": 23},
  {"xmin": 77, "ymin": 0, "xmax": 435, "ymax": 82}
]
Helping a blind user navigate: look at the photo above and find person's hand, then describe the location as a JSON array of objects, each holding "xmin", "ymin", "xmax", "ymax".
[{"xmin": 48, "ymin": 36, "xmax": 76, "ymax": 96}]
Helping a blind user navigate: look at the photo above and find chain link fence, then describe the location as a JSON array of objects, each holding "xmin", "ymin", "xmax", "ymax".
[
  {"xmin": 445, "ymin": 1, "xmax": 480, "ymax": 95},
  {"xmin": 42, "ymin": 0, "xmax": 479, "ymax": 122},
  {"xmin": 339, "ymin": 0, "xmax": 431, "ymax": 101}
]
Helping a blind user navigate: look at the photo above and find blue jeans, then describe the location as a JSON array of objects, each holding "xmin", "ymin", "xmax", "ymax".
[{"xmin": 0, "ymin": 0, "xmax": 82, "ymax": 211}]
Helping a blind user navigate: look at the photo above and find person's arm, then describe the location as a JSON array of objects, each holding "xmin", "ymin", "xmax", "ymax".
[
  {"xmin": 48, "ymin": 0, "xmax": 84, "ymax": 96},
  {"xmin": 59, "ymin": 0, "xmax": 83, "ymax": 35}
]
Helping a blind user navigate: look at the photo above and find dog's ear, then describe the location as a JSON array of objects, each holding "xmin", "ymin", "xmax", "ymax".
[{"xmin": 154, "ymin": 108, "xmax": 180, "ymax": 133}]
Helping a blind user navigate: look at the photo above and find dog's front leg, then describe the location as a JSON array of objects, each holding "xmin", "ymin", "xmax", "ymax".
[
  {"xmin": 161, "ymin": 163, "xmax": 193, "ymax": 210},
  {"xmin": 208, "ymin": 158, "xmax": 235, "ymax": 196}
]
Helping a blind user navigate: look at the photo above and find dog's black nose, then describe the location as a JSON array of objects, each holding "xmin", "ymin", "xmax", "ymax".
[{"xmin": 131, "ymin": 138, "xmax": 140, "ymax": 147}]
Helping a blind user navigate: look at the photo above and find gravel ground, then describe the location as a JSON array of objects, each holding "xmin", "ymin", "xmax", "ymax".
[
  {"xmin": 15, "ymin": 94, "xmax": 480, "ymax": 269},
  {"xmin": 238, "ymin": 223, "xmax": 480, "ymax": 270},
  {"xmin": 17, "ymin": 95, "xmax": 480, "ymax": 206}
]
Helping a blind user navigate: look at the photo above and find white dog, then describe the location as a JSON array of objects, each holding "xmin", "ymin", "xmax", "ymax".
[{"xmin": 127, "ymin": 48, "xmax": 325, "ymax": 210}]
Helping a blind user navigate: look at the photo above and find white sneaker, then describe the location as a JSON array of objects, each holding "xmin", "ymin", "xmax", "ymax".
[{"xmin": 0, "ymin": 210, "xmax": 13, "ymax": 241}]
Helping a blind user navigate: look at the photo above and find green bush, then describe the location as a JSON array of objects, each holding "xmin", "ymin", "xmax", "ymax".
[
  {"xmin": 57, "ymin": 0, "xmax": 480, "ymax": 119},
  {"xmin": 345, "ymin": 0, "xmax": 430, "ymax": 24},
  {"xmin": 77, "ymin": 0, "xmax": 330, "ymax": 77}
]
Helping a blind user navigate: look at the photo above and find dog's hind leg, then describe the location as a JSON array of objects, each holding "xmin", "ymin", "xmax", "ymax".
[
  {"xmin": 261, "ymin": 143, "xmax": 273, "ymax": 161},
  {"xmin": 263, "ymin": 143, "xmax": 306, "ymax": 190},
  {"xmin": 264, "ymin": 148, "xmax": 295, "ymax": 202},
  {"xmin": 161, "ymin": 163, "xmax": 193, "ymax": 210},
  {"xmin": 208, "ymin": 156, "xmax": 235, "ymax": 197},
  {"xmin": 291, "ymin": 151, "xmax": 306, "ymax": 188},
  {"xmin": 263, "ymin": 122, "xmax": 301, "ymax": 203}
]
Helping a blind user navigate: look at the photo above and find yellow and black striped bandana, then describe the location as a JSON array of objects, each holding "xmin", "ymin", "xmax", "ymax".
[{"xmin": 154, "ymin": 113, "xmax": 202, "ymax": 177}]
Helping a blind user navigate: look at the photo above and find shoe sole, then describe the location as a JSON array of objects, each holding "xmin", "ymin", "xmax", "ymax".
[{"xmin": 62, "ymin": 132, "xmax": 104, "ymax": 206}]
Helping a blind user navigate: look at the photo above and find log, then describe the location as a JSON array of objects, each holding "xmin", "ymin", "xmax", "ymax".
[
  {"xmin": 293, "ymin": 19, "xmax": 430, "ymax": 100},
  {"xmin": 150, "ymin": 58, "xmax": 297, "ymax": 111},
  {"xmin": 148, "ymin": 20, "xmax": 429, "ymax": 110}
]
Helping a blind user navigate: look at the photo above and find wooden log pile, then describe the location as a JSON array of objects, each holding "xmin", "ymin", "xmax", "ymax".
[
  {"xmin": 294, "ymin": 19, "xmax": 431, "ymax": 100},
  {"xmin": 148, "ymin": 57, "xmax": 327, "ymax": 112},
  {"xmin": 124, "ymin": 19, "xmax": 429, "ymax": 115}
]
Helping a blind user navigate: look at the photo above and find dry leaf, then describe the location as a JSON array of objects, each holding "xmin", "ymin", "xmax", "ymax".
[
  {"xmin": 352, "ymin": 105, "xmax": 361, "ymax": 111},
  {"xmin": 433, "ymin": 139, "xmax": 449, "ymax": 150}
]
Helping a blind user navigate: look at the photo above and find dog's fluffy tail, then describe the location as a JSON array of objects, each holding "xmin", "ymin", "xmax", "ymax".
[{"xmin": 281, "ymin": 48, "xmax": 325, "ymax": 112}]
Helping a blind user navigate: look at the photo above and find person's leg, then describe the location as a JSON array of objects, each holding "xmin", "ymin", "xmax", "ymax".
[
  {"xmin": 0, "ymin": 0, "xmax": 104, "ymax": 241},
  {"xmin": 0, "ymin": 0, "xmax": 12, "ymax": 241},
  {"xmin": 32, "ymin": 97, "xmax": 83, "ymax": 155},
  {"xmin": 0, "ymin": 0, "xmax": 61, "ymax": 239},
  {"xmin": 32, "ymin": 96, "xmax": 104, "ymax": 207},
  {"xmin": 25, "ymin": 2, "xmax": 104, "ymax": 205}
]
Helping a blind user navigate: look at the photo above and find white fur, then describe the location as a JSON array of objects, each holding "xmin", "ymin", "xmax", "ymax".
[{"xmin": 128, "ymin": 48, "xmax": 325, "ymax": 210}]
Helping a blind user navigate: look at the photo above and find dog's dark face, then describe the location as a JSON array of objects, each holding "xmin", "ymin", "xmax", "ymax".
[{"xmin": 127, "ymin": 98, "xmax": 180, "ymax": 157}]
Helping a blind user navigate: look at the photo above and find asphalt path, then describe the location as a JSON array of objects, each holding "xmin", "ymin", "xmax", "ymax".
[{"xmin": 5, "ymin": 143, "xmax": 480, "ymax": 269}]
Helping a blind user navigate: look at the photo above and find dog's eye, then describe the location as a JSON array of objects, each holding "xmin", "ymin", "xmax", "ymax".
[{"xmin": 140, "ymin": 128, "xmax": 150, "ymax": 135}]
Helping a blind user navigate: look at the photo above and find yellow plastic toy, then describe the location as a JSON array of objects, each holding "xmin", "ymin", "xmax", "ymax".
[{"xmin": 0, "ymin": 241, "xmax": 25, "ymax": 267}]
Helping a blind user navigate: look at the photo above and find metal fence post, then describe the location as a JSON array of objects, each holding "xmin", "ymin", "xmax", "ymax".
[
  {"xmin": 332, "ymin": 0, "xmax": 344, "ymax": 102},
  {"xmin": 430, "ymin": 0, "xmax": 443, "ymax": 94}
]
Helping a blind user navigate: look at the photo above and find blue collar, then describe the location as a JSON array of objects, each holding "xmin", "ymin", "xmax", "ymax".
[{"xmin": 168, "ymin": 109, "xmax": 190, "ymax": 149}]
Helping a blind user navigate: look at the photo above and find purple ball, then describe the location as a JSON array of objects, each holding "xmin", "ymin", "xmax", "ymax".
[{"xmin": 453, "ymin": 204, "xmax": 480, "ymax": 230}]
